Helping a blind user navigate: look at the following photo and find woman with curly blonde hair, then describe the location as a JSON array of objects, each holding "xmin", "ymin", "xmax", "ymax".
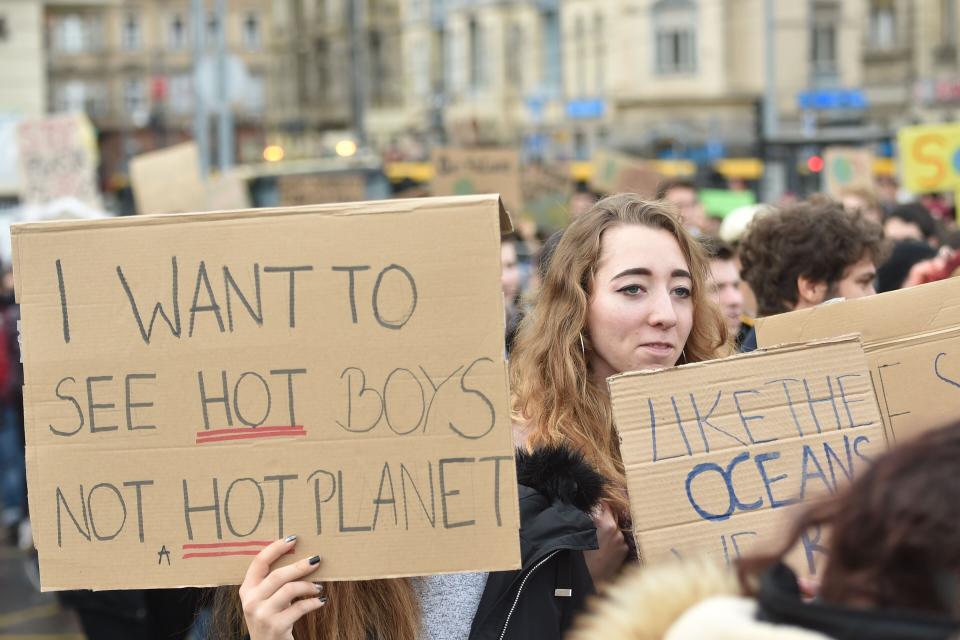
[{"xmin": 510, "ymin": 193, "xmax": 730, "ymax": 583}]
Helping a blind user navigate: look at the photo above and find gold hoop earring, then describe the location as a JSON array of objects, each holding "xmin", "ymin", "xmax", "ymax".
[
  {"xmin": 579, "ymin": 332, "xmax": 586, "ymax": 356},
  {"xmin": 680, "ymin": 349, "xmax": 688, "ymax": 365}
]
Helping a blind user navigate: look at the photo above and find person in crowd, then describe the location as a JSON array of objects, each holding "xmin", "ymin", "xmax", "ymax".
[
  {"xmin": 569, "ymin": 191, "xmax": 598, "ymax": 219},
  {"xmin": 656, "ymin": 179, "xmax": 711, "ymax": 236},
  {"xmin": 510, "ymin": 194, "xmax": 730, "ymax": 581},
  {"xmin": 884, "ymin": 202, "xmax": 941, "ymax": 247},
  {"xmin": 876, "ymin": 239, "xmax": 939, "ymax": 293},
  {"xmin": 570, "ymin": 421, "xmax": 960, "ymax": 640},
  {"xmin": 701, "ymin": 238, "xmax": 750, "ymax": 348},
  {"xmin": 220, "ymin": 195, "xmax": 730, "ymax": 640},
  {"xmin": 738, "ymin": 198, "xmax": 886, "ymax": 351},
  {"xmin": 501, "ymin": 232, "xmax": 522, "ymax": 353},
  {"xmin": 838, "ymin": 186, "xmax": 884, "ymax": 225}
]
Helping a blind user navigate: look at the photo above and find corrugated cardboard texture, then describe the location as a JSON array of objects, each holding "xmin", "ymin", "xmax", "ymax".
[
  {"xmin": 13, "ymin": 194, "xmax": 520, "ymax": 591},
  {"xmin": 609, "ymin": 338, "xmax": 885, "ymax": 579},
  {"xmin": 756, "ymin": 278, "xmax": 960, "ymax": 445},
  {"xmin": 430, "ymin": 148, "xmax": 522, "ymax": 215}
]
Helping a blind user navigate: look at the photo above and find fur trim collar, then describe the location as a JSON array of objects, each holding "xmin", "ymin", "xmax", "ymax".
[{"xmin": 515, "ymin": 446, "xmax": 605, "ymax": 512}]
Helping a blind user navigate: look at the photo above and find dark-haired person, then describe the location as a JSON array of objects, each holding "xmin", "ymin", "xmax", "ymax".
[
  {"xmin": 737, "ymin": 199, "xmax": 886, "ymax": 351},
  {"xmin": 571, "ymin": 421, "xmax": 960, "ymax": 640},
  {"xmin": 885, "ymin": 202, "xmax": 941, "ymax": 248},
  {"xmin": 656, "ymin": 179, "xmax": 711, "ymax": 236}
]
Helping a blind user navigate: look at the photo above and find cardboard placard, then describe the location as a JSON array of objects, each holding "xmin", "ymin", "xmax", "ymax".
[
  {"xmin": 897, "ymin": 123, "xmax": 960, "ymax": 193},
  {"xmin": 131, "ymin": 143, "xmax": 251, "ymax": 214},
  {"xmin": 13, "ymin": 194, "xmax": 520, "ymax": 591},
  {"xmin": 431, "ymin": 148, "xmax": 522, "ymax": 214},
  {"xmin": 17, "ymin": 114, "xmax": 101, "ymax": 209},
  {"xmin": 589, "ymin": 150, "xmax": 662, "ymax": 198},
  {"xmin": 822, "ymin": 147, "xmax": 875, "ymax": 197},
  {"xmin": 609, "ymin": 337, "xmax": 885, "ymax": 578},
  {"xmin": 276, "ymin": 174, "xmax": 367, "ymax": 206},
  {"xmin": 756, "ymin": 278, "xmax": 960, "ymax": 446}
]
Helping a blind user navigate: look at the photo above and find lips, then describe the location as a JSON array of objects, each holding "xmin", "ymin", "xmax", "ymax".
[{"xmin": 639, "ymin": 342, "xmax": 675, "ymax": 355}]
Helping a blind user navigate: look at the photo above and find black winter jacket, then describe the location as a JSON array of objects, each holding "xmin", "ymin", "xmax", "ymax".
[{"xmin": 468, "ymin": 446, "xmax": 604, "ymax": 640}]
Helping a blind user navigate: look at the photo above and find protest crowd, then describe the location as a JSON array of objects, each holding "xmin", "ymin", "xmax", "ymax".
[{"xmin": 6, "ymin": 6, "xmax": 960, "ymax": 640}]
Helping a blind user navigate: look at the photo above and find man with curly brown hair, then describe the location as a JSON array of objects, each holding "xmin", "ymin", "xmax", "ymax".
[{"xmin": 737, "ymin": 197, "xmax": 886, "ymax": 351}]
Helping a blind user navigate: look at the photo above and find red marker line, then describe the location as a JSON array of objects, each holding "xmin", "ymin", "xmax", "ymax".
[
  {"xmin": 183, "ymin": 540, "xmax": 273, "ymax": 550},
  {"xmin": 197, "ymin": 425, "xmax": 303, "ymax": 438},
  {"xmin": 195, "ymin": 431, "xmax": 307, "ymax": 444},
  {"xmin": 183, "ymin": 550, "xmax": 263, "ymax": 559}
]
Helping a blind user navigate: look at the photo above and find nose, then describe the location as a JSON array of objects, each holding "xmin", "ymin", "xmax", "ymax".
[{"xmin": 647, "ymin": 287, "xmax": 678, "ymax": 328}]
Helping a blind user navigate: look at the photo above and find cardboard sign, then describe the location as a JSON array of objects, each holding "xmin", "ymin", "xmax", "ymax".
[
  {"xmin": 589, "ymin": 150, "xmax": 662, "ymax": 198},
  {"xmin": 276, "ymin": 174, "xmax": 367, "ymax": 206},
  {"xmin": 822, "ymin": 147, "xmax": 874, "ymax": 197},
  {"xmin": 897, "ymin": 123, "xmax": 960, "ymax": 193},
  {"xmin": 699, "ymin": 189, "xmax": 756, "ymax": 219},
  {"xmin": 610, "ymin": 337, "xmax": 885, "ymax": 577},
  {"xmin": 756, "ymin": 278, "xmax": 960, "ymax": 446},
  {"xmin": 131, "ymin": 143, "xmax": 250, "ymax": 214},
  {"xmin": 13, "ymin": 194, "xmax": 520, "ymax": 591},
  {"xmin": 130, "ymin": 143, "xmax": 208, "ymax": 215},
  {"xmin": 431, "ymin": 148, "xmax": 522, "ymax": 214},
  {"xmin": 521, "ymin": 164, "xmax": 573, "ymax": 228},
  {"xmin": 17, "ymin": 114, "xmax": 101, "ymax": 209}
]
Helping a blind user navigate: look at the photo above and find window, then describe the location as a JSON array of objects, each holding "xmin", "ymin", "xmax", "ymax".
[
  {"xmin": 575, "ymin": 15, "xmax": 586, "ymax": 96},
  {"xmin": 245, "ymin": 74, "xmax": 265, "ymax": 114},
  {"xmin": 868, "ymin": 0, "xmax": 895, "ymax": 50},
  {"xmin": 540, "ymin": 9, "xmax": 561, "ymax": 94},
  {"xmin": 169, "ymin": 74, "xmax": 193, "ymax": 114},
  {"xmin": 56, "ymin": 14, "xmax": 86, "ymax": 53},
  {"xmin": 56, "ymin": 80, "xmax": 87, "ymax": 113},
  {"xmin": 121, "ymin": 13, "xmax": 141, "ymax": 51},
  {"xmin": 653, "ymin": 0, "xmax": 697, "ymax": 75},
  {"xmin": 123, "ymin": 78, "xmax": 147, "ymax": 116},
  {"xmin": 468, "ymin": 16, "xmax": 485, "ymax": 91},
  {"xmin": 594, "ymin": 12, "xmax": 605, "ymax": 93},
  {"xmin": 169, "ymin": 14, "xmax": 187, "ymax": 50},
  {"xmin": 0, "ymin": 16, "xmax": 8, "ymax": 43},
  {"xmin": 505, "ymin": 23, "xmax": 523, "ymax": 90},
  {"xmin": 942, "ymin": 0, "xmax": 957, "ymax": 47},
  {"xmin": 207, "ymin": 13, "xmax": 220, "ymax": 43},
  {"xmin": 811, "ymin": 1, "xmax": 839, "ymax": 77},
  {"xmin": 243, "ymin": 13, "xmax": 260, "ymax": 50}
]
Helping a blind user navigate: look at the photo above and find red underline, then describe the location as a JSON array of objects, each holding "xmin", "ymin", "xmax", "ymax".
[
  {"xmin": 196, "ymin": 431, "xmax": 307, "ymax": 444},
  {"xmin": 183, "ymin": 540, "xmax": 274, "ymax": 550},
  {"xmin": 183, "ymin": 550, "xmax": 263, "ymax": 559},
  {"xmin": 196, "ymin": 425, "xmax": 304, "ymax": 438}
]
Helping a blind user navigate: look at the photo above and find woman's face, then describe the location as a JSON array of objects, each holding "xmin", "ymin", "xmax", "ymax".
[{"xmin": 587, "ymin": 224, "xmax": 694, "ymax": 379}]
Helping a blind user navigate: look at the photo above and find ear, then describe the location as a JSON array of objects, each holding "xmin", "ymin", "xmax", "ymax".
[{"xmin": 795, "ymin": 275, "xmax": 828, "ymax": 309}]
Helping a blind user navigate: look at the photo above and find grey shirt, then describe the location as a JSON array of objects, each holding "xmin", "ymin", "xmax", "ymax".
[{"xmin": 413, "ymin": 571, "xmax": 489, "ymax": 640}]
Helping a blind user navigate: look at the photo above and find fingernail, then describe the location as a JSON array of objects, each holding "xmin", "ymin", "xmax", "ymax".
[
  {"xmin": 308, "ymin": 554, "xmax": 321, "ymax": 565},
  {"xmin": 313, "ymin": 582, "xmax": 324, "ymax": 592},
  {"xmin": 284, "ymin": 534, "xmax": 297, "ymax": 543},
  {"xmin": 318, "ymin": 596, "xmax": 328, "ymax": 605}
]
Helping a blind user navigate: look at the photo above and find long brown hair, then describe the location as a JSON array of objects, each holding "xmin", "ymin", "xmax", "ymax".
[
  {"xmin": 212, "ymin": 578, "xmax": 420, "ymax": 640},
  {"xmin": 739, "ymin": 422, "xmax": 960, "ymax": 615},
  {"xmin": 510, "ymin": 194, "xmax": 729, "ymax": 520}
]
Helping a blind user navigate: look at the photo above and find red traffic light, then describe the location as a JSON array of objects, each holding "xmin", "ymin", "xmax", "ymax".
[{"xmin": 807, "ymin": 155, "xmax": 825, "ymax": 173}]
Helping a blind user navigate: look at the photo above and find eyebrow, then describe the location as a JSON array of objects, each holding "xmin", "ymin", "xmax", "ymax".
[{"xmin": 610, "ymin": 267, "xmax": 692, "ymax": 281}]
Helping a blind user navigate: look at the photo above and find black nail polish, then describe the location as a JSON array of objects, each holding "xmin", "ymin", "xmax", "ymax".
[
  {"xmin": 308, "ymin": 555, "xmax": 321, "ymax": 565},
  {"xmin": 284, "ymin": 534, "xmax": 297, "ymax": 543},
  {"xmin": 318, "ymin": 596, "xmax": 328, "ymax": 605}
]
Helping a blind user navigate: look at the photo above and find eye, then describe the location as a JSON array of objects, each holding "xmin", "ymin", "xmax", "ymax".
[
  {"xmin": 618, "ymin": 284, "xmax": 644, "ymax": 295},
  {"xmin": 672, "ymin": 286, "xmax": 692, "ymax": 298}
]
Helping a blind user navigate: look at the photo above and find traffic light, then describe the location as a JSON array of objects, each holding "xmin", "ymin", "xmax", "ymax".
[{"xmin": 806, "ymin": 155, "xmax": 825, "ymax": 173}]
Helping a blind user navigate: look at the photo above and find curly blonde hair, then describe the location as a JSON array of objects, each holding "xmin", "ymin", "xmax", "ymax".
[{"xmin": 510, "ymin": 194, "xmax": 730, "ymax": 520}]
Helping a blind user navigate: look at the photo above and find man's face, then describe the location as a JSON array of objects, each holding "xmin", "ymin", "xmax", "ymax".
[
  {"xmin": 663, "ymin": 187, "xmax": 708, "ymax": 233},
  {"xmin": 832, "ymin": 255, "xmax": 878, "ymax": 301},
  {"xmin": 708, "ymin": 259, "xmax": 744, "ymax": 334}
]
